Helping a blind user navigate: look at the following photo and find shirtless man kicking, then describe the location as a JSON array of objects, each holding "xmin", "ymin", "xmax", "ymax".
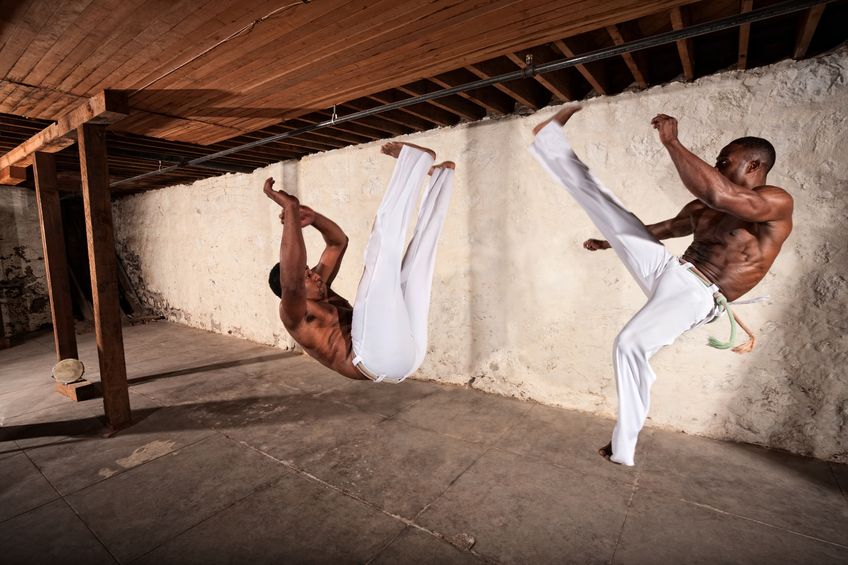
[
  {"xmin": 264, "ymin": 141, "xmax": 455, "ymax": 383},
  {"xmin": 530, "ymin": 105, "xmax": 793, "ymax": 466}
]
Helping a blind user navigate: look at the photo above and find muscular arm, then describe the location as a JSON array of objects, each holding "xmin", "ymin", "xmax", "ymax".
[
  {"xmin": 264, "ymin": 178, "xmax": 308, "ymax": 328},
  {"xmin": 652, "ymin": 115, "xmax": 792, "ymax": 222},
  {"xmin": 302, "ymin": 206, "xmax": 348, "ymax": 286},
  {"xmin": 584, "ymin": 200, "xmax": 703, "ymax": 251}
]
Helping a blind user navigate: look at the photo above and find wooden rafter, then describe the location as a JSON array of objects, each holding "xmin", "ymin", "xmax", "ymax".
[
  {"xmin": 396, "ymin": 83, "xmax": 484, "ymax": 122},
  {"xmin": 670, "ymin": 6, "xmax": 695, "ymax": 81},
  {"xmin": 794, "ymin": 4, "xmax": 826, "ymax": 60},
  {"xmin": 606, "ymin": 24, "xmax": 648, "ymax": 88},
  {"xmin": 738, "ymin": 0, "xmax": 754, "ymax": 70},
  {"xmin": 367, "ymin": 93, "xmax": 455, "ymax": 127},
  {"xmin": 428, "ymin": 74, "xmax": 514, "ymax": 115},
  {"xmin": 465, "ymin": 60, "xmax": 548, "ymax": 110},
  {"xmin": 341, "ymin": 100, "xmax": 429, "ymax": 132},
  {"xmin": 506, "ymin": 52, "xmax": 572, "ymax": 102},
  {"xmin": 552, "ymin": 39, "xmax": 608, "ymax": 95},
  {"xmin": 0, "ymin": 90, "xmax": 128, "ymax": 176}
]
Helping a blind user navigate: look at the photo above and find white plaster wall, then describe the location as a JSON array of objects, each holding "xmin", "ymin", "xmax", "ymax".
[
  {"xmin": 0, "ymin": 187, "xmax": 50, "ymax": 336},
  {"xmin": 114, "ymin": 48, "xmax": 848, "ymax": 462}
]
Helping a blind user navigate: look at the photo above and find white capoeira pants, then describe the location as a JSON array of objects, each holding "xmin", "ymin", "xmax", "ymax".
[
  {"xmin": 351, "ymin": 145, "xmax": 454, "ymax": 384},
  {"xmin": 530, "ymin": 121, "xmax": 722, "ymax": 466}
]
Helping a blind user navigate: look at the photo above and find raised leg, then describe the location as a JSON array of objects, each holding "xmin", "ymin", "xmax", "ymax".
[
  {"xmin": 530, "ymin": 106, "xmax": 672, "ymax": 296},
  {"xmin": 351, "ymin": 143, "xmax": 435, "ymax": 380},
  {"xmin": 400, "ymin": 162, "xmax": 455, "ymax": 372}
]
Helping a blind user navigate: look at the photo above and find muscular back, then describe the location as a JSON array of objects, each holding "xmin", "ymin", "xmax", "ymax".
[{"xmin": 681, "ymin": 187, "xmax": 793, "ymax": 301}]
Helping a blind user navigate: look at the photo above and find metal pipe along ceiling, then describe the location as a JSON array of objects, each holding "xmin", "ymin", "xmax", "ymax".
[{"xmin": 110, "ymin": 0, "xmax": 833, "ymax": 188}]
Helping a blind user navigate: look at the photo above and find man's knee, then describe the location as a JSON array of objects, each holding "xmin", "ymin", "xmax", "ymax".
[{"xmin": 614, "ymin": 328, "xmax": 649, "ymax": 359}]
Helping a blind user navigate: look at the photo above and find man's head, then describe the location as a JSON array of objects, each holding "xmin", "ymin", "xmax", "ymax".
[
  {"xmin": 716, "ymin": 136, "xmax": 776, "ymax": 186},
  {"xmin": 268, "ymin": 263, "xmax": 328, "ymax": 301}
]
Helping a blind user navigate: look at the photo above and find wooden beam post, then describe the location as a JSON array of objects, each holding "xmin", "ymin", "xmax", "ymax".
[
  {"xmin": 78, "ymin": 123, "xmax": 131, "ymax": 429},
  {"xmin": 738, "ymin": 0, "xmax": 754, "ymax": 70},
  {"xmin": 606, "ymin": 24, "xmax": 648, "ymax": 88},
  {"xmin": 793, "ymin": 4, "xmax": 826, "ymax": 60},
  {"xmin": 552, "ymin": 39, "xmax": 608, "ymax": 95},
  {"xmin": 32, "ymin": 152, "xmax": 78, "ymax": 362},
  {"xmin": 670, "ymin": 6, "xmax": 695, "ymax": 81}
]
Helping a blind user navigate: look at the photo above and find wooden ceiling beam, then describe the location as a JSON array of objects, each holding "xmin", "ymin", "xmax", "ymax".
[
  {"xmin": 0, "ymin": 165, "xmax": 27, "ymax": 185},
  {"xmin": 465, "ymin": 59, "xmax": 549, "ymax": 110},
  {"xmin": 341, "ymin": 100, "xmax": 430, "ymax": 132},
  {"xmin": 285, "ymin": 118, "xmax": 378, "ymax": 144},
  {"xmin": 738, "ymin": 0, "xmax": 754, "ymax": 70},
  {"xmin": 606, "ymin": 24, "xmax": 648, "ymax": 88},
  {"xmin": 670, "ymin": 6, "xmax": 695, "ymax": 81},
  {"xmin": 551, "ymin": 39, "xmax": 608, "ymax": 95},
  {"xmin": 0, "ymin": 90, "xmax": 128, "ymax": 175},
  {"xmin": 396, "ymin": 83, "xmax": 485, "ymax": 122},
  {"xmin": 366, "ymin": 93, "xmax": 455, "ymax": 127},
  {"xmin": 428, "ymin": 74, "xmax": 514, "ymax": 115},
  {"xmin": 793, "ymin": 4, "xmax": 826, "ymax": 60},
  {"xmin": 506, "ymin": 50, "xmax": 573, "ymax": 102}
]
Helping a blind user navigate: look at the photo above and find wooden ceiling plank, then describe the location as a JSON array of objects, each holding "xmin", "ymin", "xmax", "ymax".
[
  {"xmin": 670, "ymin": 6, "xmax": 695, "ymax": 80},
  {"xmin": 133, "ymin": 0, "xmax": 698, "ymax": 143},
  {"xmin": 0, "ymin": 0, "xmax": 67, "ymax": 77},
  {"xmin": 21, "ymin": 0, "xmax": 138, "ymax": 86},
  {"xmin": 0, "ymin": 90, "xmax": 129, "ymax": 172},
  {"xmin": 7, "ymin": 1, "xmax": 95, "ymax": 83},
  {"xmin": 551, "ymin": 39, "xmax": 609, "ymax": 95},
  {"xmin": 606, "ymin": 23, "xmax": 648, "ymax": 88},
  {"xmin": 737, "ymin": 0, "xmax": 754, "ymax": 70},
  {"xmin": 159, "ymin": 0, "xmax": 675, "ymax": 134},
  {"xmin": 341, "ymin": 100, "xmax": 429, "ymax": 132},
  {"xmin": 98, "ymin": 0, "xmax": 243, "ymax": 94},
  {"xmin": 506, "ymin": 51, "xmax": 572, "ymax": 102},
  {"xmin": 793, "ymin": 4, "xmax": 826, "ymax": 60}
]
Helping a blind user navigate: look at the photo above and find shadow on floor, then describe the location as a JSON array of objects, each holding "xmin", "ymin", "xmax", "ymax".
[{"xmin": 127, "ymin": 351, "xmax": 299, "ymax": 385}]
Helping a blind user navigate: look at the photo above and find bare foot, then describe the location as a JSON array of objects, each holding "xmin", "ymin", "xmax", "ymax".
[
  {"xmin": 532, "ymin": 105, "xmax": 582, "ymax": 136},
  {"xmin": 429, "ymin": 160, "xmax": 455, "ymax": 174},
  {"xmin": 381, "ymin": 141, "xmax": 436, "ymax": 160}
]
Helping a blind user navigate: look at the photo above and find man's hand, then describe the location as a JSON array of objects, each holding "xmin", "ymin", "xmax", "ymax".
[
  {"xmin": 279, "ymin": 205, "xmax": 316, "ymax": 227},
  {"xmin": 651, "ymin": 114, "xmax": 678, "ymax": 146},
  {"xmin": 263, "ymin": 177, "xmax": 299, "ymax": 208},
  {"xmin": 583, "ymin": 238, "xmax": 611, "ymax": 251}
]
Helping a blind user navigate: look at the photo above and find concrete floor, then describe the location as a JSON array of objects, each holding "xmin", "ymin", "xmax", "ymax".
[{"xmin": 1, "ymin": 322, "xmax": 846, "ymax": 564}]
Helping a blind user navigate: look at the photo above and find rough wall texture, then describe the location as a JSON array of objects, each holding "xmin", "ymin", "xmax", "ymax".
[
  {"xmin": 114, "ymin": 48, "xmax": 848, "ymax": 462},
  {"xmin": 0, "ymin": 187, "xmax": 50, "ymax": 337}
]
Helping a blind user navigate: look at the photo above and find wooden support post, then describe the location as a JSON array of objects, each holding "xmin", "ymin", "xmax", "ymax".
[
  {"xmin": 78, "ymin": 123, "xmax": 131, "ymax": 429},
  {"xmin": 670, "ymin": 6, "xmax": 695, "ymax": 81},
  {"xmin": 738, "ymin": 0, "xmax": 754, "ymax": 70},
  {"xmin": 793, "ymin": 4, "xmax": 826, "ymax": 60},
  {"xmin": 33, "ymin": 152, "xmax": 78, "ymax": 362}
]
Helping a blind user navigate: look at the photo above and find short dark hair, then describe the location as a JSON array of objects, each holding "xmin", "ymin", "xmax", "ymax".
[
  {"xmin": 268, "ymin": 263, "xmax": 282, "ymax": 298},
  {"xmin": 729, "ymin": 136, "xmax": 776, "ymax": 173}
]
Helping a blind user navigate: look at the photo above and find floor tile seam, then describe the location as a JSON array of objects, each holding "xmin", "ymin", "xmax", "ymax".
[
  {"xmin": 234, "ymin": 438, "xmax": 501, "ymax": 563},
  {"xmin": 829, "ymin": 463, "xmax": 848, "ymax": 506},
  {"xmin": 608, "ymin": 446, "xmax": 645, "ymax": 565},
  {"xmin": 55, "ymin": 430, "xmax": 221, "ymax": 499},
  {"xmin": 18, "ymin": 449, "xmax": 121, "ymax": 564},
  {"xmin": 59, "ymin": 496, "xmax": 123, "ymax": 565},
  {"xmin": 680, "ymin": 498, "xmax": 848, "ymax": 551},
  {"xmin": 378, "ymin": 414, "xmax": 510, "ymax": 449},
  {"xmin": 0, "ymin": 494, "xmax": 62, "ymax": 526},
  {"xmin": 362, "ymin": 526, "xmax": 409, "ymax": 565},
  {"xmin": 123, "ymin": 461, "xmax": 288, "ymax": 565},
  {"xmin": 375, "ymin": 392, "xmax": 441, "ymax": 422}
]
